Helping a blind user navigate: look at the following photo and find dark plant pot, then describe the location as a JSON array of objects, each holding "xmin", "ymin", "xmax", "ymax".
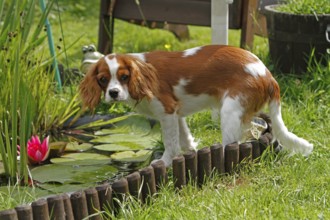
[{"xmin": 265, "ymin": 5, "xmax": 330, "ymax": 74}]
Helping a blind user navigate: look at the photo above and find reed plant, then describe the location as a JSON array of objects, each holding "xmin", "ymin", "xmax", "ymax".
[{"xmin": 0, "ymin": 0, "xmax": 80, "ymax": 184}]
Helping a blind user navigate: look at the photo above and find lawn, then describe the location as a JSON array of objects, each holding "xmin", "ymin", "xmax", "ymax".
[{"xmin": 1, "ymin": 0, "xmax": 330, "ymax": 218}]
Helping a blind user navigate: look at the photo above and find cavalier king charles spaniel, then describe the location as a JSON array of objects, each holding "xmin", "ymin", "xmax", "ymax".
[{"xmin": 79, "ymin": 45, "xmax": 313, "ymax": 166}]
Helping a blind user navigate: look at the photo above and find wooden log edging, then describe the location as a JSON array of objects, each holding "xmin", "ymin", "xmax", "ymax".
[
  {"xmin": 126, "ymin": 171, "xmax": 141, "ymax": 201},
  {"xmin": 95, "ymin": 183, "xmax": 112, "ymax": 212},
  {"xmin": 139, "ymin": 166, "xmax": 157, "ymax": 203},
  {"xmin": 210, "ymin": 143, "xmax": 225, "ymax": 175},
  {"xmin": 173, "ymin": 155, "xmax": 186, "ymax": 189},
  {"xmin": 70, "ymin": 190, "xmax": 88, "ymax": 220},
  {"xmin": 47, "ymin": 195, "xmax": 65, "ymax": 220},
  {"xmin": 197, "ymin": 147, "xmax": 212, "ymax": 186},
  {"xmin": 183, "ymin": 150, "xmax": 197, "ymax": 184},
  {"xmin": 0, "ymin": 134, "xmax": 275, "ymax": 220},
  {"xmin": 15, "ymin": 205, "xmax": 33, "ymax": 220}
]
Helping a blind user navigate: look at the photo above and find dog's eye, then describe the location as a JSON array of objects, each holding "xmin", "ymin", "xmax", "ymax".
[
  {"xmin": 120, "ymin": 74, "xmax": 129, "ymax": 81},
  {"xmin": 98, "ymin": 76, "xmax": 108, "ymax": 86}
]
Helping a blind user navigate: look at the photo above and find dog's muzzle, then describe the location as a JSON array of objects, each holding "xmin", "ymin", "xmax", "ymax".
[{"xmin": 109, "ymin": 89, "xmax": 120, "ymax": 99}]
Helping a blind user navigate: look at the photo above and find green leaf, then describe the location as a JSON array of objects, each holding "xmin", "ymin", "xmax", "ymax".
[
  {"xmin": 93, "ymin": 143, "xmax": 133, "ymax": 152},
  {"xmin": 31, "ymin": 163, "xmax": 118, "ymax": 184},
  {"xmin": 75, "ymin": 114, "xmax": 133, "ymax": 130},
  {"xmin": 50, "ymin": 153, "xmax": 110, "ymax": 166},
  {"xmin": 110, "ymin": 150, "xmax": 152, "ymax": 162},
  {"xmin": 37, "ymin": 183, "xmax": 96, "ymax": 195},
  {"xmin": 65, "ymin": 142, "xmax": 93, "ymax": 152},
  {"xmin": 92, "ymin": 133, "xmax": 158, "ymax": 150},
  {"xmin": 110, "ymin": 150, "xmax": 153, "ymax": 170},
  {"xmin": 110, "ymin": 114, "xmax": 153, "ymax": 134},
  {"xmin": 91, "ymin": 115, "xmax": 160, "ymax": 152},
  {"xmin": 92, "ymin": 114, "xmax": 154, "ymax": 135}
]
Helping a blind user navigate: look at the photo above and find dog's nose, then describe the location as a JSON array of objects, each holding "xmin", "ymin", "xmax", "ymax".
[{"xmin": 109, "ymin": 89, "xmax": 119, "ymax": 99}]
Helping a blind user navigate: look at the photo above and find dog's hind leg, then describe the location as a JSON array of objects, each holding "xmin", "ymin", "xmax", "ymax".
[
  {"xmin": 158, "ymin": 114, "xmax": 181, "ymax": 166},
  {"xmin": 220, "ymin": 96, "xmax": 244, "ymax": 146},
  {"xmin": 178, "ymin": 117, "xmax": 198, "ymax": 152}
]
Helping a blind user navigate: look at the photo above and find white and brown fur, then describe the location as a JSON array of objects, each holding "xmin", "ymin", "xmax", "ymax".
[{"xmin": 79, "ymin": 45, "xmax": 313, "ymax": 166}]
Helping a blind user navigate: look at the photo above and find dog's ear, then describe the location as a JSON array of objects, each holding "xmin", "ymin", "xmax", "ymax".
[
  {"xmin": 79, "ymin": 63, "xmax": 102, "ymax": 110},
  {"xmin": 127, "ymin": 57, "xmax": 159, "ymax": 102}
]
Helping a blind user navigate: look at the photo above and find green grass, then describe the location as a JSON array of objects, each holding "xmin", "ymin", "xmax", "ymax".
[
  {"xmin": 1, "ymin": 0, "xmax": 330, "ymax": 217},
  {"xmin": 110, "ymin": 154, "xmax": 330, "ymax": 219},
  {"xmin": 276, "ymin": 0, "xmax": 330, "ymax": 14}
]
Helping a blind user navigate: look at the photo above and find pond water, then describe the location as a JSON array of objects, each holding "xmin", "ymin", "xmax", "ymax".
[{"xmin": 0, "ymin": 114, "xmax": 162, "ymax": 196}]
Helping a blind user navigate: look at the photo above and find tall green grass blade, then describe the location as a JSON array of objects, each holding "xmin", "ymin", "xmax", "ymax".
[
  {"xmin": 4, "ymin": 121, "xmax": 13, "ymax": 179},
  {"xmin": 10, "ymin": 44, "xmax": 21, "ymax": 180},
  {"xmin": 26, "ymin": 0, "xmax": 53, "ymax": 53},
  {"xmin": 19, "ymin": 104, "xmax": 28, "ymax": 184},
  {"xmin": 21, "ymin": 0, "xmax": 36, "ymax": 43},
  {"xmin": 19, "ymin": 80, "xmax": 35, "ymax": 184},
  {"xmin": 0, "ymin": 0, "xmax": 4, "ymax": 21},
  {"xmin": 0, "ymin": 123, "xmax": 9, "ymax": 176},
  {"xmin": 58, "ymin": 94, "xmax": 80, "ymax": 125},
  {"xmin": 0, "ymin": 0, "xmax": 15, "ymax": 35}
]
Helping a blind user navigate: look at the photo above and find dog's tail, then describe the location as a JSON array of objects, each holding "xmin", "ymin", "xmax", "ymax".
[{"xmin": 268, "ymin": 79, "xmax": 313, "ymax": 156}]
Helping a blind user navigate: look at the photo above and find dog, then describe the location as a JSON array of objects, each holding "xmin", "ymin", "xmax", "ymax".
[{"xmin": 79, "ymin": 45, "xmax": 313, "ymax": 166}]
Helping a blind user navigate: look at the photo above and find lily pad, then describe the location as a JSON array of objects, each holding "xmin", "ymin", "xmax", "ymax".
[
  {"xmin": 38, "ymin": 183, "xmax": 97, "ymax": 194},
  {"xmin": 31, "ymin": 163, "xmax": 118, "ymax": 184},
  {"xmin": 49, "ymin": 141, "xmax": 67, "ymax": 158},
  {"xmin": 50, "ymin": 153, "xmax": 110, "ymax": 166},
  {"xmin": 110, "ymin": 150, "xmax": 152, "ymax": 162},
  {"xmin": 65, "ymin": 142, "xmax": 93, "ymax": 152},
  {"xmin": 94, "ymin": 114, "xmax": 156, "ymax": 136},
  {"xmin": 91, "ymin": 121, "xmax": 160, "ymax": 151},
  {"xmin": 93, "ymin": 143, "xmax": 133, "ymax": 152},
  {"xmin": 92, "ymin": 135, "xmax": 158, "ymax": 152},
  {"xmin": 110, "ymin": 150, "xmax": 153, "ymax": 171}
]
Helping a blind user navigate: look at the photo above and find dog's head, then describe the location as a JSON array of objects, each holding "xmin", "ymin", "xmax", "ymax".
[{"xmin": 79, "ymin": 54, "xmax": 159, "ymax": 110}]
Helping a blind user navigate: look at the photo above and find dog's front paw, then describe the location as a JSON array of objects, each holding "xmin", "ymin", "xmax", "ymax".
[{"xmin": 181, "ymin": 140, "xmax": 198, "ymax": 152}]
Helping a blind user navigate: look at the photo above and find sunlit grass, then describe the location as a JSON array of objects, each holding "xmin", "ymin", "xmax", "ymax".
[
  {"xmin": 0, "ymin": 184, "xmax": 46, "ymax": 211},
  {"xmin": 276, "ymin": 0, "xmax": 330, "ymax": 14},
  {"xmin": 109, "ymin": 150, "xmax": 330, "ymax": 219}
]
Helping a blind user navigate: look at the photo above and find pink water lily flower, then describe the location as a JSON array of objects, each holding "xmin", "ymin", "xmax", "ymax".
[{"xmin": 27, "ymin": 135, "xmax": 50, "ymax": 164}]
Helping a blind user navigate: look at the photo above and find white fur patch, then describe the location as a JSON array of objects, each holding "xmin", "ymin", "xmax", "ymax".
[
  {"xmin": 244, "ymin": 61, "xmax": 266, "ymax": 78},
  {"xmin": 220, "ymin": 96, "xmax": 244, "ymax": 146},
  {"xmin": 131, "ymin": 98, "xmax": 165, "ymax": 118},
  {"xmin": 182, "ymin": 46, "xmax": 202, "ymax": 57},
  {"xmin": 159, "ymin": 114, "xmax": 180, "ymax": 166},
  {"xmin": 269, "ymin": 100, "xmax": 313, "ymax": 156},
  {"xmin": 173, "ymin": 78, "xmax": 218, "ymax": 116},
  {"xmin": 105, "ymin": 56, "xmax": 119, "ymax": 77},
  {"xmin": 128, "ymin": 53, "xmax": 146, "ymax": 62},
  {"xmin": 178, "ymin": 118, "xmax": 198, "ymax": 152}
]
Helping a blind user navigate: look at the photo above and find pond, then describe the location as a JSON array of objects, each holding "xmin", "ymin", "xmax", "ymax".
[{"xmin": 0, "ymin": 114, "xmax": 162, "ymax": 196}]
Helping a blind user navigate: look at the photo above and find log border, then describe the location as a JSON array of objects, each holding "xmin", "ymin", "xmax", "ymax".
[{"xmin": 0, "ymin": 135, "xmax": 275, "ymax": 220}]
